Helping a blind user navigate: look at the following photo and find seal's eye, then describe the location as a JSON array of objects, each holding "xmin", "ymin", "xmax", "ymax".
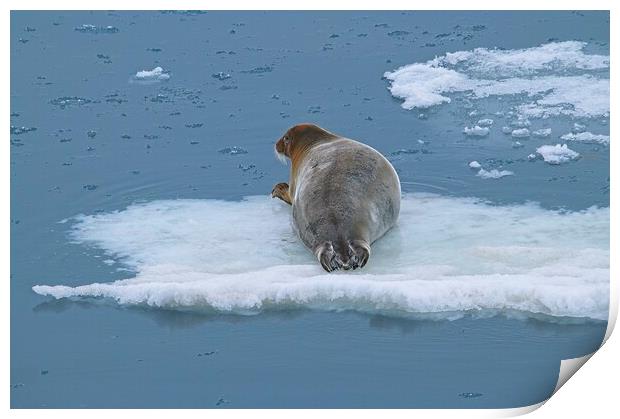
[{"xmin": 284, "ymin": 135, "xmax": 290, "ymax": 143}]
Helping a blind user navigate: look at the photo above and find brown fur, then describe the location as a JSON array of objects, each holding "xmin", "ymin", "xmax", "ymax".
[{"xmin": 272, "ymin": 123, "xmax": 400, "ymax": 272}]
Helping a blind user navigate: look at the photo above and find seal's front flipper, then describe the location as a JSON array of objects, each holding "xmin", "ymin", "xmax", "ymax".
[{"xmin": 271, "ymin": 182, "xmax": 292, "ymax": 205}]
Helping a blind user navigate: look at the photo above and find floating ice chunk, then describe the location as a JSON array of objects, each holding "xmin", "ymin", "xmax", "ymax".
[
  {"xmin": 510, "ymin": 119, "xmax": 531, "ymax": 128},
  {"xmin": 527, "ymin": 153, "xmax": 537, "ymax": 161},
  {"xmin": 477, "ymin": 118, "xmax": 494, "ymax": 127},
  {"xmin": 75, "ymin": 24, "xmax": 119, "ymax": 34},
  {"xmin": 383, "ymin": 41, "xmax": 609, "ymax": 118},
  {"xmin": 501, "ymin": 126, "xmax": 512, "ymax": 134},
  {"xmin": 463, "ymin": 125, "xmax": 489, "ymax": 137},
  {"xmin": 468, "ymin": 160, "xmax": 481, "ymax": 169},
  {"xmin": 50, "ymin": 96, "xmax": 93, "ymax": 109},
  {"xmin": 212, "ymin": 72, "xmax": 231, "ymax": 81},
  {"xmin": 536, "ymin": 144, "xmax": 580, "ymax": 164},
  {"xmin": 532, "ymin": 128, "xmax": 552, "ymax": 138},
  {"xmin": 512, "ymin": 141, "xmax": 524, "ymax": 148},
  {"xmin": 10, "ymin": 126, "xmax": 37, "ymax": 135},
  {"xmin": 560, "ymin": 132, "xmax": 609, "ymax": 145},
  {"xmin": 218, "ymin": 146, "xmax": 248, "ymax": 155},
  {"xmin": 31, "ymin": 194, "xmax": 609, "ymax": 321},
  {"xmin": 476, "ymin": 168, "xmax": 514, "ymax": 179},
  {"xmin": 573, "ymin": 123, "xmax": 587, "ymax": 133},
  {"xmin": 132, "ymin": 67, "xmax": 170, "ymax": 82},
  {"xmin": 511, "ymin": 128, "xmax": 530, "ymax": 138}
]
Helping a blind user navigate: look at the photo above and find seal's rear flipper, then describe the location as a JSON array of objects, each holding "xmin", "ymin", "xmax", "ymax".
[
  {"xmin": 349, "ymin": 240, "xmax": 370, "ymax": 269},
  {"xmin": 316, "ymin": 240, "xmax": 370, "ymax": 272},
  {"xmin": 316, "ymin": 242, "xmax": 338, "ymax": 272}
]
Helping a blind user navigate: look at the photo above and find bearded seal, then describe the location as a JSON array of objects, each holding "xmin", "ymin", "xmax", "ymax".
[{"xmin": 271, "ymin": 123, "xmax": 401, "ymax": 272}]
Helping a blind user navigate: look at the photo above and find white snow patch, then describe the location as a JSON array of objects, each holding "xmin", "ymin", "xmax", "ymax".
[{"xmin": 468, "ymin": 160, "xmax": 482, "ymax": 169}]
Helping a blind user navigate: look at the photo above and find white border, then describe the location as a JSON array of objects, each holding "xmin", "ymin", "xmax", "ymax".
[{"xmin": 3, "ymin": 1, "xmax": 617, "ymax": 418}]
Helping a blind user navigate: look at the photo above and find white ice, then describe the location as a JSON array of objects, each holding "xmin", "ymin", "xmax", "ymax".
[
  {"xmin": 536, "ymin": 144, "xmax": 580, "ymax": 164},
  {"xmin": 560, "ymin": 132, "xmax": 610, "ymax": 146},
  {"xmin": 32, "ymin": 194, "xmax": 609, "ymax": 321},
  {"xmin": 132, "ymin": 67, "xmax": 170, "ymax": 81},
  {"xmin": 532, "ymin": 128, "xmax": 552, "ymax": 138},
  {"xmin": 463, "ymin": 125, "xmax": 490, "ymax": 137},
  {"xmin": 384, "ymin": 41, "xmax": 609, "ymax": 119},
  {"xmin": 476, "ymin": 168, "xmax": 514, "ymax": 179},
  {"xmin": 511, "ymin": 128, "xmax": 530, "ymax": 138}
]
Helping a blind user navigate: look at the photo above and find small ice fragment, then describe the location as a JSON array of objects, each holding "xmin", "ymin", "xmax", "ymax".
[
  {"xmin": 532, "ymin": 128, "xmax": 552, "ymax": 138},
  {"xmin": 218, "ymin": 146, "xmax": 248, "ymax": 155},
  {"xmin": 459, "ymin": 392, "xmax": 483, "ymax": 399},
  {"xmin": 536, "ymin": 144, "xmax": 580, "ymax": 164},
  {"xmin": 242, "ymin": 66, "xmax": 273, "ymax": 74},
  {"xmin": 391, "ymin": 149, "xmax": 419, "ymax": 156},
  {"xmin": 511, "ymin": 128, "xmax": 530, "ymax": 138},
  {"xmin": 133, "ymin": 67, "xmax": 170, "ymax": 81},
  {"xmin": 560, "ymin": 132, "xmax": 609, "ymax": 145},
  {"xmin": 212, "ymin": 72, "xmax": 231, "ymax": 81},
  {"xmin": 527, "ymin": 153, "xmax": 537, "ymax": 161},
  {"xmin": 512, "ymin": 141, "xmax": 523, "ymax": 148},
  {"xmin": 477, "ymin": 168, "xmax": 514, "ymax": 179},
  {"xmin": 468, "ymin": 161, "xmax": 481, "ymax": 169},
  {"xmin": 463, "ymin": 126, "xmax": 489, "ymax": 137},
  {"xmin": 477, "ymin": 118, "xmax": 493, "ymax": 127},
  {"xmin": 10, "ymin": 126, "xmax": 37, "ymax": 135},
  {"xmin": 501, "ymin": 126, "xmax": 512, "ymax": 134},
  {"xmin": 573, "ymin": 122, "xmax": 587, "ymax": 133},
  {"xmin": 87, "ymin": 130, "xmax": 97, "ymax": 138},
  {"xmin": 75, "ymin": 24, "xmax": 119, "ymax": 34},
  {"xmin": 510, "ymin": 119, "xmax": 531, "ymax": 128},
  {"xmin": 468, "ymin": 110, "xmax": 479, "ymax": 117}
]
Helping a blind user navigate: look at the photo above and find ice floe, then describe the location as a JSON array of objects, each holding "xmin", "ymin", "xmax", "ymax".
[
  {"xmin": 532, "ymin": 128, "xmax": 552, "ymax": 138},
  {"xmin": 131, "ymin": 67, "xmax": 170, "ymax": 82},
  {"xmin": 560, "ymin": 131, "xmax": 609, "ymax": 145},
  {"xmin": 32, "ymin": 194, "xmax": 609, "ymax": 321},
  {"xmin": 463, "ymin": 125, "xmax": 489, "ymax": 137},
  {"xmin": 384, "ymin": 41, "xmax": 609, "ymax": 119},
  {"xmin": 536, "ymin": 144, "xmax": 580, "ymax": 164},
  {"xmin": 511, "ymin": 128, "xmax": 530, "ymax": 138},
  {"xmin": 476, "ymin": 168, "xmax": 514, "ymax": 179}
]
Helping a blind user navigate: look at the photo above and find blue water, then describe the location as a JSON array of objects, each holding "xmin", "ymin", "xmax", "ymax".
[{"xmin": 11, "ymin": 11, "xmax": 609, "ymax": 408}]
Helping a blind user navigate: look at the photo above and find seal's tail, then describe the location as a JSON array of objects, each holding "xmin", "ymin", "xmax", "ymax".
[{"xmin": 316, "ymin": 240, "xmax": 370, "ymax": 272}]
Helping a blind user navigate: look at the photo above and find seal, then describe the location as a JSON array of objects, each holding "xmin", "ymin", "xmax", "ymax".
[{"xmin": 272, "ymin": 123, "xmax": 401, "ymax": 272}]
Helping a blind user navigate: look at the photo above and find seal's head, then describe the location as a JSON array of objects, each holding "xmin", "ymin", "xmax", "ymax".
[{"xmin": 275, "ymin": 123, "xmax": 337, "ymax": 163}]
